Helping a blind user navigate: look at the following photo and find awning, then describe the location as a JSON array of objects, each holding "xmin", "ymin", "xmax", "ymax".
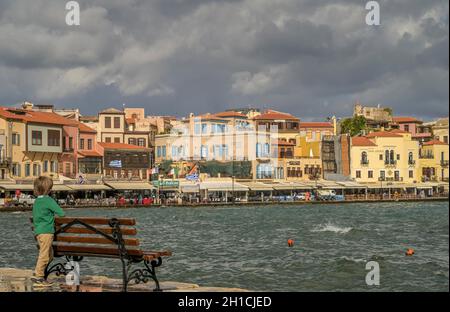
[
  {"xmin": 0, "ymin": 184, "xmax": 34, "ymax": 191},
  {"xmin": 52, "ymin": 184, "xmax": 72, "ymax": 191},
  {"xmin": 67, "ymin": 184, "xmax": 112, "ymax": 191},
  {"xmin": 199, "ymin": 182, "xmax": 249, "ymax": 192},
  {"xmin": 336, "ymin": 181, "xmax": 367, "ymax": 189},
  {"xmin": 272, "ymin": 183, "xmax": 311, "ymax": 190},
  {"xmin": 105, "ymin": 182, "xmax": 155, "ymax": 190},
  {"xmin": 240, "ymin": 182, "xmax": 274, "ymax": 191},
  {"xmin": 180, "ymin": 184, "xmax": 200, "ymax": 193}
]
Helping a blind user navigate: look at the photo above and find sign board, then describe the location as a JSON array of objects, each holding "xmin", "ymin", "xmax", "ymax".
[{"xmin": 152, "ymin": 180, "xmax": 180, "ymax": 188}]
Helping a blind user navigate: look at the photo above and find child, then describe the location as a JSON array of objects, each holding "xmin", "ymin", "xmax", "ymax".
[{"xmin": 32, "ymin": 176, "xmax": 65, "ymax": 287}]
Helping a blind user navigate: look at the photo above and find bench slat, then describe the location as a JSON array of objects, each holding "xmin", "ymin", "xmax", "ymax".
[
  {"xmin": 55, "ymin": 235, "xmax": 140, "ymax": 246},
  {"xmin": 53, "ymin": 244, "xmax": 144, "ymax": 257},
  {"xmin": 55, "ymin": 217, "xmax": 136, "ymax": 226},
  {"xmin": 55, "ymin": 226, "xmax": 137, "ymax": 236}
]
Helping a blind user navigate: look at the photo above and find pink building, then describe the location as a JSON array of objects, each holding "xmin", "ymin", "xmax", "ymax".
[
  {"xmin": 59, "ymin": 122, "xmax": 80, "ymax": 179},
  {"xmin": 391, "ymin": 117, "xmax": 432, "ymax": 143},
  {"xmin": 78, "ymin": 123, "xmax": 104, "ymax": 175}
]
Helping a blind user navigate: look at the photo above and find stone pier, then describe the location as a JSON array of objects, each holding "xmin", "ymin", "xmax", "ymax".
[{"xmin": 0, "ymin": 268, "xmax": 248, "ymax": 292}]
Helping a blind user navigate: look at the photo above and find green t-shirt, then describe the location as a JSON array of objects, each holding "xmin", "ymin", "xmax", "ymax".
[{"xmin": 32, "ymin": 196, "xmax": 65, "ymax": 235}]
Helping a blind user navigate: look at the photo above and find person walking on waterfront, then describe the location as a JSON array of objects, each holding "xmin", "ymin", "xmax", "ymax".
[{"xmin": 31, "ymin": 176, "xmax": 65, "ymax": 287}]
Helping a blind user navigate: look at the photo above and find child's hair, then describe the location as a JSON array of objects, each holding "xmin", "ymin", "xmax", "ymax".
[{"xmin": 33, "ymin": 176, "xmax": 53, "ymax": 196}]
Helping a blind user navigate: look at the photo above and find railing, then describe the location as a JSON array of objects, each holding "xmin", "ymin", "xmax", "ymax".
[
  {"xmin": 419, "ymin": 154, "xmax": 434, "ymax": 159},
  {"xmin": 63, "ymin": 147, "xmax": 74, "ymax": 153},
  {"xmin": 0, "ymin": 157, "xmax": 11, "ymax": 167},
  {"xmin": 422, "ymin": 176, "xmax": 438, "ymax": 182},
  {"xmin": 408, "ymin": 160, "xmax": 416, "ymax": 166},
  {"xmin": 441, "ymin": 160, "xmax": 449, "ymax": 167},
  {"xmin": 360, "ymin": 160, "xmax": 369, "ymax": 166},
  {"xmin": 384, "ymin": 160, "xmax": 397, "ymax": 166}
]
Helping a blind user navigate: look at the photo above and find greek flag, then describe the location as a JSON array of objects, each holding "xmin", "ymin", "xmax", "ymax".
[
  {"xmin": 109, "ymin": 160, "xmax": 122, "ymax": 168},
  {"xmin": 186, "ymin": 173, "xmax": 199, "ymax": 181}
]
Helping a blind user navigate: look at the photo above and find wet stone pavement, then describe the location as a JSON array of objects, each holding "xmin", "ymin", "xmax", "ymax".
[{"xmin": 0, "ymin": 268, "xmax": 248, "ymax": 292}]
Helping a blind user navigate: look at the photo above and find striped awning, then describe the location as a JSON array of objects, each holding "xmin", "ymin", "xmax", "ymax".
[
  {"xmin": 199, "ymin": 182, "xmax": 249, "ymax": 192},
  {"xmin": 240, "ymin": 182, "xmax": 274, "ymax": 191}
]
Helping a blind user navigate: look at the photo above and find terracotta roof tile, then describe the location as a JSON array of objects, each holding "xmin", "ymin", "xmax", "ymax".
[
  {"xmin": 392, "ymin": 116, "xmax": 421, "ymax": 123},
  {"xmin": 78, "ymin": 150, "xmax": 103, "ymax": 157},
  {"xmin": 423, "ymin": 139, "xmax": 448, "ymax": 146},
  {"xmin": 214, "ymin": 111, "xmax": 247, "ymax": 118},
  {"xmin": 253, "ymin": 110, "xmax": 299, "ymax": 121},
  {"xmin": 352, "ymin": 137, "xmax": 377, "ymax": 146},
  {"xmin": 366, "ymin": 131, "xmax": 403, "ymax": 138},
  {"xmin": 78, "ymin": 122, "xmax": 97, "ymax": 133},
  {"xmin": 0, "ymin": 107, "xmax": 78, "ymax": 126}
]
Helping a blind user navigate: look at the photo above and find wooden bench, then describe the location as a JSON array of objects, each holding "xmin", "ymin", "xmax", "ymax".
[{"xmin": 31, "ymin": 217, "xmax": 172, "ymax": 292}]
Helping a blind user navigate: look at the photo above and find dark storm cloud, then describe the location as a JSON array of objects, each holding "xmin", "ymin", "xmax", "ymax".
[{"xmin": 0, "ymin": 0, "xmax": 448, "ymax": 120}]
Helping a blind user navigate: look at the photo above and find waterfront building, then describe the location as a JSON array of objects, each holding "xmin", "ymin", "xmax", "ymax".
[
  {"xmin": 391, "ymin": 117, "xmax": 433, "ymax": 143},
  {"xmin": 428, "ymin": 117, "xmax": 449, "ymax": 144},
  {"xmin": 100, "ymin": 142, "xmax": 151, "ymax": 180},
  {"xmin": 98, "ymin": 108, "xmax": 126, "ymax": 143},
  {"xmin": 0, "ymin": 106, "xmax": 79, "ymax": 181},
  {"xmin": 418, "ymin": 139, "xmax": 449, "ymax": 183},
  {"xmin": 350, "ymin": 130, "xmax": 420, "ymax": 184},
  {"xmin": 78, "ymin": 122, "xmax": 104, "ymax": 176},
  {"xmin": 299, "ymin": 121, "xmax": 335, "ymax": 142}
]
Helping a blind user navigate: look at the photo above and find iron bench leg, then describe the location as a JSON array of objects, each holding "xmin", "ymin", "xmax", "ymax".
[{"xmin": 127, "ymin": 257, "xmax": 163, "ymax": 292}]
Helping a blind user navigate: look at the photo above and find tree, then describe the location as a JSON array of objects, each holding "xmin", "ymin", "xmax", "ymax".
[{"xmin": 340, "ymin": 116, "xmax": 367, "ymax": 136}]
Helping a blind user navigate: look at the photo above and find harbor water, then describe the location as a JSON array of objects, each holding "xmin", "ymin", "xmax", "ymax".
[{"xmin": 0, "ymin": 201, "xmax": 448, "ymax": 291}]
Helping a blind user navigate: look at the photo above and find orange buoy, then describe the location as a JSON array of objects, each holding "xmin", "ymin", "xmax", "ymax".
[
  {"xmin": 287, "ymin": 239, "xmax": 294, "ymax": 247},
  {"xmin": 405, "ymin": 248, "xmax": 415, "ymax": 256}
]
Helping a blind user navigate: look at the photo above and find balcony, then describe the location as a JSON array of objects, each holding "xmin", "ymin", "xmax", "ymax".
[
  {"xmin": 441, "ymin": 160, "xmax": 449, "ymax": 167},
  {"xmin": 419, "ymin": 154, "xmax": 434, "ymax": 159},
  {"xmin": 63, "ymin": 147, "xmax": 74, "ymax": 153},
  {"xmin": 0, "ymin": 157, "xmax": 11, "ymax": 167},
  {"xmin": 408, "ymin": 160, "xmax": 416, "ymax": 166},
  {"xmin": 422, "ymin": 176, "xmax": 438, "ymax": 182},
  {"xmin": 360, "ymin": 160, "xmax": 369, "ymax": 166},
  {"xmin": 384, "ymin": 160, "xmax": 397, "ymax": 167}
]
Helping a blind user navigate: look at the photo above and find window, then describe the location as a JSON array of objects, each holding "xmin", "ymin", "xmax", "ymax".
[
  {"xmin": 12, "ymin": 133, "xmax": 20, "ymax": 146},
  {"xmin": 114, "ymin": 137, "xmax": 120, "ymax": 143},
  {"xmin": 80, "ymin": 138, "xmax": 85, "ymax": 150},
  {"xmin": 380, "ymin": 170, "xmax": 385, "ymax": 180},
  {"xmin": 361, "ymin": 151, "xmax": 368, "ymax": 164},
  {"xmin": 409, "ymin": 170, "xmax": 414, "ymax": 178},
  {"xmin": 12, "ymin": 163, "xmax": 21, "ymax": 176},
  {"xmin": 69, "ymin": 137, "xmax": 73, "ymax": 149},
  {"xmin": 201, "ymin": 124, "xmax": 208, "ymax": 134},
  {"xmin": 404, "ymin": 125, "xmax": 409, "ymax": 132},
  {"xmin": 25, "ymin": 163, "xmax": 31, "ymax": 177},
  {"xmin": 137, "ymin": 138, "xmax": 145, "ymax": 147},
  {"xmin": 105, "ymin": 117, "xmax": 111, "ymax": 128},
  {"xmin": 43, "ymin": 160, "xmax": 48, "ymax": 173},
  {"xmin": 379, "ymin": 154, "xmax": 383, "ymax": 160},
  {"xmin": 201, "ymin": 145, "xmax": 208, "ymax": 158},
  {"xmin": 32, "ymin": 131, "xmax": 42, "ymax": 145},
  {"xmin": 162, "ymin": 146, "xmax": 166, "ymax": 157},
  {"xmin": 128, "ymin": 138, "xmax": 136, "ymax": 145},
  {"xmin": 368, "ymin": 170, "xmax": 373, "ymax": 178},
  {"xmin": 105, "ymin": 137, "xmax": 111, "ymax": 143},
  {"xmin": 396, "ymin": 154, "xmax": 400, "ymax": 160},
  {"xmin": 390, "ymin": 150, "xmax": 395, "ymax": 164},
  {"xmin": 385, "ymin": 150, "xmax": 389, "ymax": 163},
  {"xmin": 194, "ymin": 124, "xmax": 201, "ymax": 135},
  {"xmin": 47, "ymin": 130, "xmax": 60, "ymax": 146},
  {"xmin": 50, "ymin": 161, "xmax": 57, "ymax": 173},
  {"xmin": 87, "ymin": 139, "xmax": 93, "ymax": 150},
  {"xmin": 444, "ymin": 136, "xmax": 448, "ymax": 144},
  {"xmin": 394, "ymin": 171, "xmax": 400, "ymax": 181},
  {"xmin": 408, "ymin": 152, "xmax": 414, "ymax": 164},
  {"xmin": 157, "ymin": 146, "xmax": 161, "ymax": 157},
  {"xmin": 356, "ymin": 170, "xmax": 361, "ymax": 178},
  {"xmin": 65, "ymin": 163, "xmax": 71, "ymax": 174},
  {"xmin": 33, "ymin": 163, "xmax": 41, "ymax": 176},
  {"xmin": 114, "ymin": 117, "xmax": 121, "ymax": 129}
]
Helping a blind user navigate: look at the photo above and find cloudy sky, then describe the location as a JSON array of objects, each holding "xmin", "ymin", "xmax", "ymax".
[{"xmin": 0, "ymin": 0, "xmax": 448, "ymax": 120}]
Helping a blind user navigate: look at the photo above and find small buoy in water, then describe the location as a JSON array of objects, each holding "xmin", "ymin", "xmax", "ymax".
[
  {"xmin": 287, "ymin": 239, "xmax": 294, "ymax": 247},
  {"xmin": 405, "ymin": 248, "xmax": 415, "ymax": 256}
]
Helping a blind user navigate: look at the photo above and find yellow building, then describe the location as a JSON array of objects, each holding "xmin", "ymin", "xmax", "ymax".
[
  {"xmin": 418, "ymin": 139, "xmax": 449, "ymax": 182},
  {"xmin": 0, "ymin": 107, "xmax": 77, "ymax": 181},
  {"xmin": 350, "ymin": 130, "xmax": 419, "ymax": 184}
]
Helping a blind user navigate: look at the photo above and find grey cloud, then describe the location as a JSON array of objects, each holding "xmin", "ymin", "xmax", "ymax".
[{"xmin": 0, "ymin": 0, "xmax": 448, "ymax": 120}]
